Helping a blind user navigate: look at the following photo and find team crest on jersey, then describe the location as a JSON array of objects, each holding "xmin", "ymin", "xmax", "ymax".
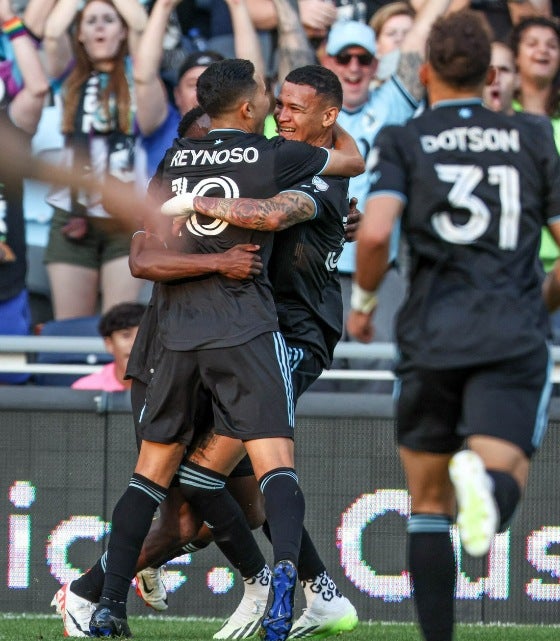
[{"xmin": 312, "ymin": 176, "xmax": 328, "ymax": 192}]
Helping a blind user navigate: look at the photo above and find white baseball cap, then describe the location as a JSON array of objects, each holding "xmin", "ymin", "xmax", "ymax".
[{"xmin": 326, "ymin": 20, "xmax": 376, "ymax": 57}]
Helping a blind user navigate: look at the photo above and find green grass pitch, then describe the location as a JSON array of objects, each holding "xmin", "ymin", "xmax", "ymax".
[{"xmin": 0, "ymin": 615, "xmax": 559, "ymax": 641}]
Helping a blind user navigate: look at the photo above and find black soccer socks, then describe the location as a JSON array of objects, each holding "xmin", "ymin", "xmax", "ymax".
[
  {"xmin": 99, "ymin": 473, "xmax": 167, "ymax": 618},
  {"xmin": 487, "ymin": 469, "xmax": 522, "ymax": 532},
  {"xmin": 408, "ymin": 514, "xmax": 455, "ymax": 641},
  {"xmin": 259, "ymin": 467, "xmax": 305, "ymax": 566},
  {"xmin": 179, "ymin": 461, "xmax": 266, "ymax": 579}
]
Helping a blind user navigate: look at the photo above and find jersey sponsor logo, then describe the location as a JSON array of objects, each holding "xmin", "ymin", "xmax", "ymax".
[
  {"xmin": 169, "ymin": 147, "xmax": 259, "ymax": 167},
  {"xmin": 312, "ymin": 176, "xmax": 329, "ymax": 192},
  {"xmin": 325, "ymin": 247, "xmax": 343, "ymax": 271},
  {"xmin": 420, "ymin": 127, "xmax": 520, "ymax": 154}
]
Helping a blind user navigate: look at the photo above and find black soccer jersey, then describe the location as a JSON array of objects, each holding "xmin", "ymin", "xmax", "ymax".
[
  {"xmin": 154, "ymin": 129, "xmax": 330, "ymax": 350},
  {"xmin": 269, "ymin": 175, "xmax": 348, "ymax": 368},
  {"xmin": 368, "ymin": 99, "xmax": 560, "ymax": 368}
]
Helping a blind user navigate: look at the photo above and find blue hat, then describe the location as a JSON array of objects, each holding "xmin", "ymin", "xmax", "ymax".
[{"xmin": 326, "ymin": 20, "xmax": 376, "ymax": 57}]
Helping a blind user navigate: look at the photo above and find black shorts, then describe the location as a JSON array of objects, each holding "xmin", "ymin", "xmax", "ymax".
[
  {"xmin": 137, "ymin": 331, "xmax": 294, "ymax": 445},
  {"xmin": 396, "ymin": 344, "xmax": 552, "ymax": 458},
  {"xmin": 229, "ymin": 344, "xmax": 323, "ymax": 477}
]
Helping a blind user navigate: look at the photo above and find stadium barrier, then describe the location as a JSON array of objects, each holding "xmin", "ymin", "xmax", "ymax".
[{"xmin": 1, "ymin": 387, "xmax": 559, "ymax": 624}]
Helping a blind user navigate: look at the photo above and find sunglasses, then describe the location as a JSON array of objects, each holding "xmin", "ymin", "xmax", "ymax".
[{"xmin": 335, "ymin": 52, "xmax": 374, "ymax": 66}]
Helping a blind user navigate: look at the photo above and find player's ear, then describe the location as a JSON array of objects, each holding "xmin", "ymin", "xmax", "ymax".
[
  {"xmin": 485, "ymin": 66, "xmax": 496, "ymax": 86},
  {"xmin": 322, "ymin": 106, "xmax": 339, "ymax": 128},
  {"xmin": 241, "ymin": 100, "xmax": 253, "ymax": 121}
]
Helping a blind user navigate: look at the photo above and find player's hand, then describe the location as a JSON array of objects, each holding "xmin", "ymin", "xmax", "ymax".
[
  {"xmin": 344, "ymin": 197, "xmax": 361, "ymax": 242},
  {"xmin": 346, "ymin": 309, "xmax": 375, "ymax": 343},
  {"xmin": 217, "ymin": 244, "xmax": 263, "ymax": 280},
  {"xmin": 161, "ymin": 193, "xmax": 196, "ymax": 217},
  {"xmin": 171, "ymin": 215, "xmax": 188, "ymax": 237}
]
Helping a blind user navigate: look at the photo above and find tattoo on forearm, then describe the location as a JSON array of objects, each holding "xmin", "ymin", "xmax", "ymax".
[
  {"xmin": 397, "ymin": 51, "xmax": 424, "ymax": 102},
  {"xmin": 196, "ymin": 192, "xmax": 316, "ymax": 231}
]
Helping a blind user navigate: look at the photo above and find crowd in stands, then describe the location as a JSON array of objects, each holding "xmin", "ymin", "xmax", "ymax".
[{"xmin": 0, "ymin": 0, "xmax": 559, "ymax": 387}]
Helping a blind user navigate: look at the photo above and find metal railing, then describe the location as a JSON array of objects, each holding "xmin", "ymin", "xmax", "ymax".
[{"xmin": 1, "ymin": 335, "xmax": 560, "ymax": 382}]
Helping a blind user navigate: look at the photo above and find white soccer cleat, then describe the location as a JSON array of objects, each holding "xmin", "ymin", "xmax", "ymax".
[
  {"xmin": 50, "ymin": 583, "xmax": 97, "ymax": 638},
  {"xmin": 289, "ymin": 594, "xmax": 358, "ymax": 639},
  {"xmin": 449, "ymin": 450, "xmax": 499, "ymax": 557},
  {"xmin": 135, "ymin": 566, "xmax": 169, "ymax": 611},
  {"xmin": 213, "ymin": 595, "xmax": 268, "ymax": 640},
  {"xmin": 161, "ymin": 193, "xmax": 195, "ymax": 217},
  {"xmin": 213, "ymin": 568, "xmax": 271, "ymax": 641}
]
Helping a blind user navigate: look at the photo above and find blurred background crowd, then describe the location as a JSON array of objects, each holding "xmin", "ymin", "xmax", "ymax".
[{"xmin": 1, "ymin": 0, "xmax": 559, "ymax": 388}]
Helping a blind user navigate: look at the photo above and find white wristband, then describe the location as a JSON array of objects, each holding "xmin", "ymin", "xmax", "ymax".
[{"xmin": 350, "ymin": 282, "xmax": 378, "ymax": 314}]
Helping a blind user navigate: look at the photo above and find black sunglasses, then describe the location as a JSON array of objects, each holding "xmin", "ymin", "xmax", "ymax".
[{"xmin": 335, "ymin": 52, "xmax": 374, "ymax": 66}]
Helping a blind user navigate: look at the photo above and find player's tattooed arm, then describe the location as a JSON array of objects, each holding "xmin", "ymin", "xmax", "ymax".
[
  {"xmin": 194, "ymin": 191, "xmax": 316, "ymax": 231},
  {"xmin": 396, "ymin": 51, "xmax": 424, "ymax": 102}
]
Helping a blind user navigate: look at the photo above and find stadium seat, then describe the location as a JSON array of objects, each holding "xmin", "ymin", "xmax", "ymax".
[{"xmin": 33, "ymin": 315, "xmax": 113, "ymax": 386}]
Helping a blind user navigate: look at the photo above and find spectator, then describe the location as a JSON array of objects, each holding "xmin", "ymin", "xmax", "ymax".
[
  {"xmin": 510, "ymin": 16, "xmax": 560, "ymax": 322},
  {"xmin": 482, "ymin": 39, "xmax": 519, "ymax": 113},
  {"xmin": 369, "ymin": 1, "xmax": 415, "ymax": 85},
  {"xmin": 71, "ymin": 302, "xmax": 146, "ymax": 391},
  {"xmin": 0, "ymin": 0, "xmax": 49, "ymax": 384},
  {"xmin": 464, "ymin": 0, "xmax": 550, "ymax": 42},
  {"xmin": 30, "ymin": 0, "xmax": 148, "ymax": 320},
  {"xmin": 134, "ymin": 0, "xmax": 224, "ymax": 177},
  {"xmin": 317, "ymin": 1, "xmax": 454, "ymax": 390}
]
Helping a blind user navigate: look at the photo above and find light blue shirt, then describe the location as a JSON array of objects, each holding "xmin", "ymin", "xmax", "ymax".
[{"xmin": 337, "ymin": 75, "xmax": 418, "ymax": 273}]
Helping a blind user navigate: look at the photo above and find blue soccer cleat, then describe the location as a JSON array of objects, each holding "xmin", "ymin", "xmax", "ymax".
[{"xmin": 260, "ymin": 560, "xmax": 298, "ymax": 641}]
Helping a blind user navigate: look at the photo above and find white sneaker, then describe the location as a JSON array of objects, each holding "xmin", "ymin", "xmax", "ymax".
[
  {"xmin": 135, "ymin": 566, "xmax": 169, "ymax": 611},
  {"xmin": 289, "ymin": 594, "xmax": 358, "ymax": 639},
  {"xmin": 50, "ymin": 583, "xmax": 97, "ymax": 638},
  {"xmin": 213, "ymin": 567, "xmax": 270, "ymax": 640},
  {"xmin": 449, "ymin": 450, "xmax": 499, "ymax": 557}
]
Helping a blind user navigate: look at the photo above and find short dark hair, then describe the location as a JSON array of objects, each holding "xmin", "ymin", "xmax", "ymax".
[
  {"xmin": 196, "ymin": 59, "xmax": 257, "ymax": 118},
  {"xmin": 177, "ymin": 105, "xmax": 206, "ymax": 137},
  {"xmin": 177, "ymin": 50, "xmax": 224, "ymax": 83},
  {"xmin": 284, "ymin": 65, "xmax": 343, "ymax": 110},
  {"xmin": 98, "ymin": 302, "xmax": 146, "ymax": 337},
  {"xmin": 427, "ymin": 9, "xmax": 492, "ymax": 90}
]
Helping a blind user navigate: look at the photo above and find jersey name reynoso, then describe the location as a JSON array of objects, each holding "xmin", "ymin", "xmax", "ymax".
[
  {"xmin": 431, "ymin": 163, "xmax": 521, "ymax": 250},
  {"xmin": 170, "ymin": 175, "xmax": 240, "ymax": 237},
  {"xmin": 169, "ymin": 147, "xmax": 260, "ymax": 167}
]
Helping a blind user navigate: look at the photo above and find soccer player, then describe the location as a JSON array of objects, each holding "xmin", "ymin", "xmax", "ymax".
[
  {"xmin": 347, "ymin": 9, "xmax": 560, "ymax": 641},
  {"xmin": 160, "ymin": 65, "xmax": 359, "ymax": 640},
  {"xmin": 82, "ymin": 58, "xmax": 362, "ymax": 639}
]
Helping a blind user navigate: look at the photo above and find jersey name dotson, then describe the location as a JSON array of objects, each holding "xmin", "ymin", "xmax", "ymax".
[
  {"xmin": 420, "ymin": 127, "xmax": 520, "ymax": 154},
  {"xmin": 169, "ymin": 147, "xmax": 260, "ymax": 167}
]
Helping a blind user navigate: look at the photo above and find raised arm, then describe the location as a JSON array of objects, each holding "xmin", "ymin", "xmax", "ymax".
[
  {"xmin": 271, "ymin": 0, "xmax": 316, "ymax": 83},
  {"xmin": 396, "ymin": 0, "xmax": 454, "ymax": 100},
  {"xmin": 161, "ymin": 190, "xmax": 316, "ymax": 232},
  {"xmin": 42, "ymin": 0, "xmax": 80, "ymax": 79},
  {"xmin": 1, "ymin": 0, "xmax": 49, "ymax": 134},
  {"xmin": 133, "ymin": 0, "xmax": 178, "ymax": 135},
  {"xmin": 112, "ymin": 0, "xmax": 148, "ymax": 57},
  {"xmin": 225, "ymin": 0, "xmax": 266, "ymax": 79},
  {"xmin": 22, "ymin": 0, "xmax": 57, "ymax": 42}
]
